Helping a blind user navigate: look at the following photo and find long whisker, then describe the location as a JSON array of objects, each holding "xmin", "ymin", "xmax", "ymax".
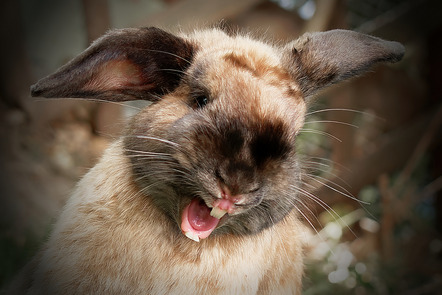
[
  {"xmin": 305, "ymin": 108, "xmax": 376, "ymax": 117},
  {"xmin": 157, "ymin": 68, "xmax": 199, "ymax": 81},
  {"xmin": 290, "ymin": 185, "xmax": 358, "ymax": 238},
  {"xmin": 34, "ymin": 97, "xmax": 143, "ymax": 111},
  {"xmin": 146, "ymin": 49, "xmax": 192, "ymax": 65},
  {"xmin": 300, "ymin": 157, "xmax": 353, "ymax": 186},
  {"xmin": 293, "ymin": 198, "xmax": 323, "ymax": 228},
  {"xmin": 303, "ymin": 120, "xmax": 359, "ymax": 129},
  {"xmin": 304, "ymin": 174, "xmax": 369, "ymax": 205},
  {"xmin": 306, "ymin": 156, "xmax": 352, "ymax": 173},
  {"xmin": 299, "ymin": 128, "xmax": 343, "ymax": 142},
  {"xmin": 124, "ymin": 149, "xmax": 175, "ymax": 157},
  {"xmin": 292, "ymin": 205, "xmax": 335, "ymax": 255},
  {"xmin": 128, "ymin": 135, "xmax": 181, "ymax": 148}
]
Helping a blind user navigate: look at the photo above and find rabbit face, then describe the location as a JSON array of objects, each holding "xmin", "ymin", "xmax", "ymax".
[{"xmin": 124, "ymin": 35, "xmax": 307, "ymax": 239}]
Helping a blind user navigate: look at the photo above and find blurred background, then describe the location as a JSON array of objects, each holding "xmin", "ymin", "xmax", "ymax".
[{"xmin": 0, "ymin": 0, "xmax": 441, "ymax": 294}]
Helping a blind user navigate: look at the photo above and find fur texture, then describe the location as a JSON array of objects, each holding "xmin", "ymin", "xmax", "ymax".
[
  {"xmin": 7, "ymin": 27, "xmax": 404, "ymax": 294},
  {"xmin": 9, "ymin": 141, "xmax": 306, "ymax": 294}
]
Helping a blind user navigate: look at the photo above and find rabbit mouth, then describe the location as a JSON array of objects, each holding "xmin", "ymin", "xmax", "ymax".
[{"xmin": 180, "ymin": 197, "xmax": 232, "ymax": 242}]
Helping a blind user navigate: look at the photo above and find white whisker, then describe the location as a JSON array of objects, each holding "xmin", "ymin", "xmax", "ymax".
[
  {"xmin": 299, "ymin": 128, "xmax": 343, "ymax": 142},
  {"xmin": 292, "ymin": 205, "xmax": 335, "ymax": 255},
  {"xmin": 157, "ymin": 68, "xmax": 198, "ymax": 81},
  {"xmin": 290, "ymin": 185, "xmax": 358, "ymax": 238},
  {"xmin": 125, "ymin": 149, "xmax": 174, "ymax": 157},
  {"xmin": 304, "ymin": 120, "xmax": 359, "ymax": 128},
  {"xmin": 132, "ymin": 135, "xmax": 180, "ymax": 147},
  {"xmin": 34, "ymin": 97, "xmax": 142, "ymax": 111},
  {"xmin": 304, "ymin": 174, "xmax": 368, "ymax": 205},
  {"xmin": 306, "ymin": 108, "xmax": 370, "ymax": 117},
  {"xmin": 146, "ymin": 49, "xmax": 192, "ymax": 65}
]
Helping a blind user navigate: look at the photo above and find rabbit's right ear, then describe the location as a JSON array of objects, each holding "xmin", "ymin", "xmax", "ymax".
[{"xmin": 31, "ymin": 27, "xmax": 195, "ymax": 102}]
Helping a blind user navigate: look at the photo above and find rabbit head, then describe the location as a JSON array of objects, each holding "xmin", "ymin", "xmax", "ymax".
[{"xmin": 31, "ymin": 27, "xmax": 404, "ymax": 242}]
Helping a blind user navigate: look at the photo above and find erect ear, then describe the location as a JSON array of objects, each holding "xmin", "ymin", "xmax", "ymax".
[
  {"xmin": 284, "ymin": 29, "xmax": 405, "ymax": 98},
  {"xmin": 31, "ymin": 27, "xmax": 195, "ymax": 101}
]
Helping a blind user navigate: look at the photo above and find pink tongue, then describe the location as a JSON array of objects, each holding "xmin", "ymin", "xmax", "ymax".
[{"xmin": 181, "ymin": 198, "xmax": 220, "ymax": 240}]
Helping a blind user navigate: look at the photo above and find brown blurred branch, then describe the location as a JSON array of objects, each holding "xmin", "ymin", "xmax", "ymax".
[
  {"xmin": 393, "ymin": 104, "xmax": 442, "ymax": 195},
  {"xmin": 355, "ymin": 0, "xmax": 418, "ymax": 34},
  {"xmin": 376, "ymin": 105, "xmax": 442, "ymax": 263},
  {"xmin": 378, "ymin": 174, "xmax": 395, "ymax": 261},
  {"xmin": 421, "ymin": 176, "xmax": 442, "ymax": 200}
]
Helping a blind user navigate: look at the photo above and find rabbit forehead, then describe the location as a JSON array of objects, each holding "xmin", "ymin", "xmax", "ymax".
[
  {"xmin": 187, "ymin": 28, "xmax": 278, "ymax": 55},
  {"xmin": 183, "ymin": 31, "xmax": 305, "ymax": 130},
  {"xmin": 189, "ymin": 30, "xmax": 299, "ymax": 91},
  {"xmin": 189, "ymin": 30, "xmax": 286, "ymax": 78}
]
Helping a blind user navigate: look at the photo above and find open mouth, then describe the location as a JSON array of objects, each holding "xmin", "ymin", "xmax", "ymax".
[{"xmin": 180, "ymin": 197, "xmax": 229, "ymax": 242}]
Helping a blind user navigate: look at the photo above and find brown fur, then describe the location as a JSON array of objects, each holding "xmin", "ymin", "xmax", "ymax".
[{"xmin": 8, "ymin": 27, "xmax": 404, "ymax": 294}]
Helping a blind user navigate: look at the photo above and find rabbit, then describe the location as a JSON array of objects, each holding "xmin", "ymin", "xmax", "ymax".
[{"xmin": 6, "ymin": 27, "xmax": 404, "ymax": 294}]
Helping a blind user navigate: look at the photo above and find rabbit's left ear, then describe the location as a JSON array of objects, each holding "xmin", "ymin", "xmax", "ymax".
[
  {"xmin": 284, "ymin": 30, "xmax": 405, "ymax": 98},
  {"xmin": 31, "ymin": 27, "xmax": 195, "ymax": 102}
]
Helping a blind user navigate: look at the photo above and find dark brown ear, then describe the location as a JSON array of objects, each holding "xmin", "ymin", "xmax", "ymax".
[
  {"xmin": 31, "ymin": 27, "xmax": 195, "ymax": 101},
  {"xmin": 284, "ymin": 29, "xmax": 405, "ymax": 97}
]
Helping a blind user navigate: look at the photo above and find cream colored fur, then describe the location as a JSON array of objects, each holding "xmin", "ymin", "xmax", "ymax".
[{"xmin": 10, "ymin": 140, "xmax": 306, "ymax": 295}]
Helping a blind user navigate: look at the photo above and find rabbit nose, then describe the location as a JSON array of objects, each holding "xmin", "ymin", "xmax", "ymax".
[
  {"xmin": 211, "ymin": 184, "xmax": 245, "ymax": 215},
  {"xmin": 220, "ymin": 184, "xmax": 244, "ymax": 205}
]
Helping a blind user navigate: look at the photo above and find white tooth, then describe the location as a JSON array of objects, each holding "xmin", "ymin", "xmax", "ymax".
[
  {"xmin": 210, "ymin": 207, "xmax": 227, "ymax": 219},
  {"xmin": 185, "ymin": 232, "xmax": 200, "ymax": 242}
]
